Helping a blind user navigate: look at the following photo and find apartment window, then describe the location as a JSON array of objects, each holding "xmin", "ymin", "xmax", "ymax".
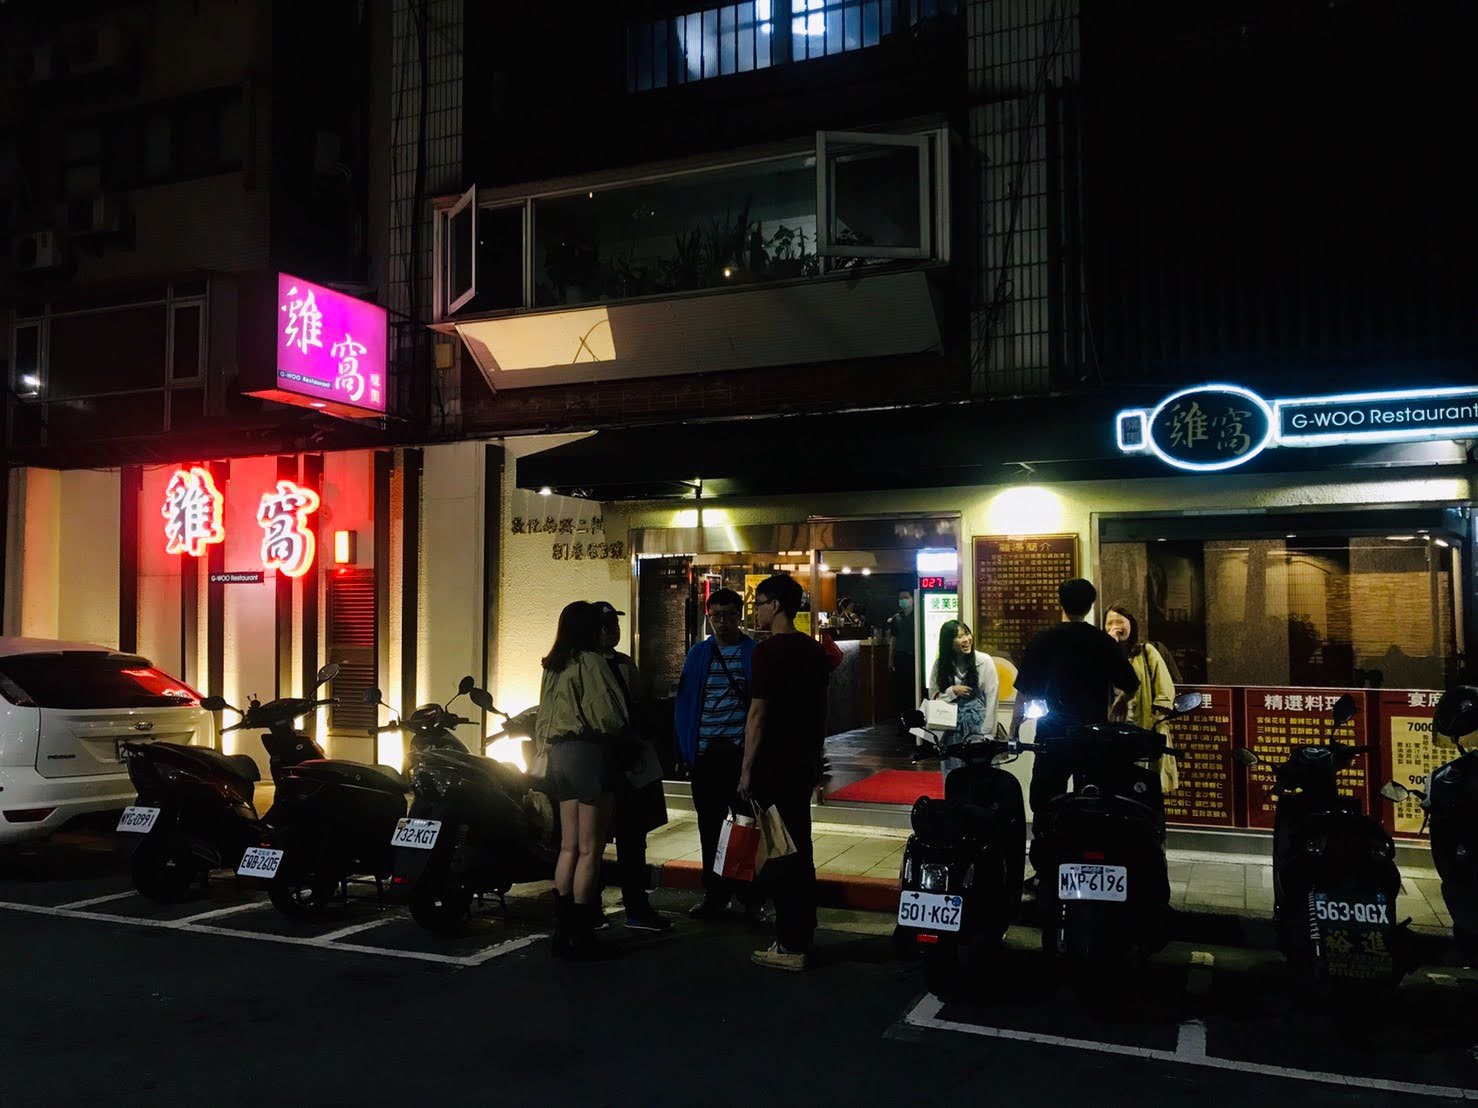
[
  {"xmin": 628, "ymin": 2, "xmax": 775, "ymax": 91},
  {"xmin": 790, "ymin": 0, "xmax": 894, "ymax": 60}
]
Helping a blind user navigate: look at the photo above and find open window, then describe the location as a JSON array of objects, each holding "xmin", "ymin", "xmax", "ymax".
[
  {"xmin": 816, "ymin": 131, "xmax": 934, "ymax": 260},
  {"xmin": 438, "ymin": 183, "xmax": 478, "ymax": 316}
]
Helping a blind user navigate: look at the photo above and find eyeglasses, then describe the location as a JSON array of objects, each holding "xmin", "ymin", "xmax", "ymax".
[
  {"xmin": 708, "ymin": 609, "xmax": 740, "ymax": 622},
  {"xmin": 754, "ymin": 598, "xmax": 777, "ymax": 609}
]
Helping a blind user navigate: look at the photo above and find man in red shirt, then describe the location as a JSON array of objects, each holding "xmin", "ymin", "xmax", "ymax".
[{"xmin": 739, "ymin": 573, "xmax": 831, "ymax": 972}]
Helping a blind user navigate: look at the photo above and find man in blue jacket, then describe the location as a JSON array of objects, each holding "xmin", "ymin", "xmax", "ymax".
[{"xmin": 675, "ymin": 587, "xmax": 758, "ymax": 919}]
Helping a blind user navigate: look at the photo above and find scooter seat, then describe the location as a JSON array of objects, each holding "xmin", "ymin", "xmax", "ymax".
[
  {"xmin": 911, "ymin": 796, "xmax": 992, "ymax": 841},
  {"xmin": 287, "ymin": 759, "xmax": 409, "ymax": 794},
  {"xmin": 176, "ymin": 745, "xmax": 261, "ymax": 784}
]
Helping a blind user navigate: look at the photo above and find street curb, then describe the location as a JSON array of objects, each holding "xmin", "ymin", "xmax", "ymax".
[{"xmin": 655, "ymin": 859, "xmax": 901, "ymax": 912}]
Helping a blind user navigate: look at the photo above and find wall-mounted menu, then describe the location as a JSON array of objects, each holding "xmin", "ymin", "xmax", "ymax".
[
  {"xmin": 1241, "ymin": 687, "xmax": 1370, "ymax": 830},
  {"xmin": 1378, "ymin": 688, "xmax": 1451, "ymax": 836},
  {"xmin": 972, "ymin": 534, "xmax": 1078, "ymax": 666},
  {"xmin": 1163, "ymin": 685, "xmax": 1236, "ymax": 827}
]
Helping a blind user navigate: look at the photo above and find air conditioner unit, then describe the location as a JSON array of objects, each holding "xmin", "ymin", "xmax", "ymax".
[
  {"xmin": 12, "ymin": 42, "xmax": 54, "ymax": 86},
  {"xmin": 65, "ymin": 194, "xmax": 126, "ymax": 236},
  {"xmin": 12, "ymin": 230, "xmax": 64, "ymax": 273}
]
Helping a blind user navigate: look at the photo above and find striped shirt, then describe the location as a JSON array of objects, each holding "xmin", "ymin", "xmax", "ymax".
[{"xmin": 697, "ymin": 643, "xmax": 748, "ymax": 753}]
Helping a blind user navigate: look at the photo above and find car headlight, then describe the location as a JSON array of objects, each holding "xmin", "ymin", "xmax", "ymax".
[{"xmin": 921, "ymin": 863, "xmax": 949, "ymax": 893}]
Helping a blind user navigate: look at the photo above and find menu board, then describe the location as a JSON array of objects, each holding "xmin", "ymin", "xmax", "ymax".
[
  {"xmin": 972, "ymin": 534, "xmax": 1078, "ymax": 665},
  {"xmin": 1241, "ymin": 687, "xmax": 1371, "ymax": 830},
  {"xmin": 1164, "ymin": 685, "xmax": 1237, "ymax": 827},
  {"xmin": 1378, "ymin": 689, "xmax": 1451, "ymax": 836}
]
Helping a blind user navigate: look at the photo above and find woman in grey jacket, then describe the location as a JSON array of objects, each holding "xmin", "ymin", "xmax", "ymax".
[{"xmin": 537, "ymin": 601, "xmax": 630, "ymax": 958}]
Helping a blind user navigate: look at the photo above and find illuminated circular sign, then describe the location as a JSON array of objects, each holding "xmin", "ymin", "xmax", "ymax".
[{"xmin": 1146, "ymin": 384, "xmax": 1273, "ymax": 472}]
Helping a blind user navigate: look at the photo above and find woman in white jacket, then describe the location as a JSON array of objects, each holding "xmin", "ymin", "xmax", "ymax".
[{"xmin": 928, "ymin": 619, "xmax": 1000, "ymax": 783}]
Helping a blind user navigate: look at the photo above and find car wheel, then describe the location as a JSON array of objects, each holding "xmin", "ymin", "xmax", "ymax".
[{"xmin": 131, "ymin": 836, "xmax": 194, "ymax": 901}]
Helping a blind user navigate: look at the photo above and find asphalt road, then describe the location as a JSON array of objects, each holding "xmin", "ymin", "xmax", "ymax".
[{"xmin": 2, "ymin": 833, "xmax": 1476, "ymax": 1107}]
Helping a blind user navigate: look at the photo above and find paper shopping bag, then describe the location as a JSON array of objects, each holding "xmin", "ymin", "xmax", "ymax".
[
  {"xmin": 713, "ymin": 810, "xmax": 759, "ymax": 882},
  {"xmin": 755, "ymin": 803, "xmax": 797, "ymax": 873},
  {"xmin": 922, "ymin": 698, "xmax": 958, "ymax": 730}
]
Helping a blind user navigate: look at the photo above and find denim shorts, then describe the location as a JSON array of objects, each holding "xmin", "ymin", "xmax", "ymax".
[{"xmin": 546, "ymin": 739, "xmax": 613, "ymax": 805}]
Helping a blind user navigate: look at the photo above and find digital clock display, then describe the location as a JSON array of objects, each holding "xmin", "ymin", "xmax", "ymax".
[{"xmin": 918, "ymin": 577, "xmax": 956, "ymax": 590}]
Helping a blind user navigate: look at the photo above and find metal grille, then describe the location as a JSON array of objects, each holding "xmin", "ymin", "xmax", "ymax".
[{"xmin": 327, "ymin": 570, "xmax": 377, "ymax": 735}]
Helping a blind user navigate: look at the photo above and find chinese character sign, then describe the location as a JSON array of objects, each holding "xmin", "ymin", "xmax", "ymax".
[
  {"xmin": 276, "ymin": 273, "xmax": 387, "ymax": 414},
  {"xmin": 162, "ymin": 467, "xmax": 225, "ymax": 557},
  {"xmin": 257, "ymin": 480, "xmax": 321, "ymax": 578}
]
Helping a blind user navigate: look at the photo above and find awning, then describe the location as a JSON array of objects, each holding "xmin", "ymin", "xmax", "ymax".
[{"xmin": 515, "ymin": 396, "xmax": 1470, "ymax": 501}]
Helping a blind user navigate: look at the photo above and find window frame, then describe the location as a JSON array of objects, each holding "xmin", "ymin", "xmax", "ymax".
[{"xmin": 816, "ymin": 130, "xmax": 937, "ymax": 261}]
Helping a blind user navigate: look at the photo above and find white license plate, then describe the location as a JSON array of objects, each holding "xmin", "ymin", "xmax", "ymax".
[
  {"xmin": 1314, "ymin": 894, "xmax": 1391, "ymax": 926},
  {"xmin": 897, "ymin": 891, "xmax": 963, "ymax": 932},
  {"xmin": 116, "ymin": 806, "xmax": 161, "ymax": 834},
  {"xmin": 390, "ymin": 818, "xmax": 441, "ymax": 850},
  {"xmin": 237, "ymin": 847, "xmax": 284, "ymax": 879},
  {"xmin": 1058, "ymin": 863, "xmax": 1128, "ymax": 902}
]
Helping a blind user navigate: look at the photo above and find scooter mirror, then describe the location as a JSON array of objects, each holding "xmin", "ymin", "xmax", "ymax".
[
  {"xmin": 458, "ymin": 675, "xmax": 476, "ymax": 696},
  {"xmin": 1379, "ymin": 781, "xmax": 1410, "ymax": 803},
  {"xmin": 1433, "ymin": 687, "xmax": 1478, "ymax": 742},
  {"xmin": 1232, "ymin": 748, "xmax": 1260, "ymax": 767},
  {"xmin": 1331, "ymin": 693, "xmax": 1358, "ymax": 728},
  {"xmin": 315, "ymin": 663, "xmax": 341, "ymax": 686},
  {"xmin": 362, "ymin": 687, "xmax": 382, "ymax": 705},
  {"xmin": 469, "ymin": 688, "xmax": 495, "ymax": 712},
  {"xmin": 1172, "ymin": 691, "xmax": 1203, "ymax": 715},
  {"xmin": 200, "ymin": 695, "xmax": 228, "ymax": 712}
]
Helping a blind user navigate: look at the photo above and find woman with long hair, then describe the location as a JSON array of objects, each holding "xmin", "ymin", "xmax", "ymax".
[
  {"xmin": 535, "ymin": 600, "xmax": 630, "ymax": 959},
  {"xmin": 927, "ymin": 619, "xmax": 1000, "ymax": 782},
  {"xmin": 1103, "ymin": 604, "xmax": 1179, "ymax": 793}
]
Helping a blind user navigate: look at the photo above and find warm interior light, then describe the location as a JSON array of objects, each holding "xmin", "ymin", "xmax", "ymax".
[
  {"xmin": 333, "ymin": 530, "xmax": 357, "ymax": 565},
  {"xmin": 538, "ymin": 486, "xmax": 553, "ymax": 496},
  {"xmin": 487, "ymin": 736, "xmax": 528, "ymax": 772},
  {"xmin": 986, "ymin": 485, "xmax": 1066, "ymax": 535}
]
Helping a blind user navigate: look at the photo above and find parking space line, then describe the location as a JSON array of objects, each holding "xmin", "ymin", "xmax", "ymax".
[
  {"xmin": 56, "ymin": 890, "xmax": 138, "ymax": 910},
  {"xmin": 903, "ymin": 995, "xmax": 1478, "ymax": 1100},
  {"xmin": 0, "ymin": 899, "xmax": 546, "ymax": 970},
  {"xmin": 317, "ymin": 915, "xmax": 401, "ymax": 942},
  {"xmin": 177, "ymin": 900, "xmax": 270, "ymax": 923}
]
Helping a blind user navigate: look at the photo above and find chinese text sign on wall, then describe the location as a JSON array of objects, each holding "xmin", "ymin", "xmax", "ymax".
[{"xmin": 277, "ymin": 273, "xmax": 388, "ymax": 415}]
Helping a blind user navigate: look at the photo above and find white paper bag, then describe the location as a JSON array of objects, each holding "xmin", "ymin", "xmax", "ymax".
[{"xmin": 922, "ymin": 698, "xmax": 958, "ymax": 730}]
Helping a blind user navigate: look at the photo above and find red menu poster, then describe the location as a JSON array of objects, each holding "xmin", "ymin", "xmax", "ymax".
[
  {"xmin": 1240, "ymin": 687, "xmax": 1371, "ymax": 830},
  {"xmin": 1164, "ymin": 685, "xmax": 1237, "ymax": 827},
  {"xmin": 1376, "ymin": 688, "xmax": 1450, "ymax": 837}
]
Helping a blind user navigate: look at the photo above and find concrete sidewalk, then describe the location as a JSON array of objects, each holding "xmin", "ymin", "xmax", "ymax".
[{"xmin": 614, "ymin": 813, "xmax": 1453, "ymax": 934}]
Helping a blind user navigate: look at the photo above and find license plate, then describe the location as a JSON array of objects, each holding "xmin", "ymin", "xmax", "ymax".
[
  {"xmin": 1314, "ymin": 894, "xmax": 1391, "ymax": 926},
  {"xmin": 390, "ymin": 818, "xmax": 441, "ymax": 850},
  {"xmin": 116, "ymin": 806, "xmax": 161, "ymax": 834},
  {"xmin": 237, "ymin": 847, "xmax": 284, "ymax": 879},
  {"xmin": 1058, "ymin": 863, "xmax": 1128, "ymax": 902},
  {"xmin": 897, "ymin": 891, "xmax": 963, "ymax": 932}
]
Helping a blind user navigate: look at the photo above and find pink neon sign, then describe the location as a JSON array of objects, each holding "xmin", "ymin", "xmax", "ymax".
[{"xmin": 276, "ymin": 273, "xmax": 387, "ymax": 415}]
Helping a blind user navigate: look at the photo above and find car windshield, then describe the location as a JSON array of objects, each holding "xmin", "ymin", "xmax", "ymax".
[{"xmin": 0, "ymin": 652, "xmax": 200, "ymax": 709}]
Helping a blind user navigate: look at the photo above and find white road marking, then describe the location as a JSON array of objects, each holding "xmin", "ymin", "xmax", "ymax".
[
  {"xmin": 176, "ymin": 900, "xmax": 270, "ymax": 923},
  {"xmin": 317, "ymin": 915, "xmax": 401, "ymax": 942},
  {"xmin": 0, "ymin": 899, "xmax": 544, "ymax": 969},
  {"xmin": 56, "ymin": 890, "xmax": 138, "ymax": 910},
  {"xmin": 904, "ymin": 995, "xmax": 1477, "ymax": 1100}
]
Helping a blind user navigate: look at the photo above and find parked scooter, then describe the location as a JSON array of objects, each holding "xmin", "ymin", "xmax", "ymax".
[
  {"xmin": 116, "ymin": 665, "xmax": 338, "ymax": 899},
  {"xmin": 895, "ymin": 713, "xmax": 1026, "ymax": 996},
  {"xmin": 391, "ymin": 697, "xmax": 559, "ymax": 934},
  {"xmin": 1379, "ymin": 685, "xmax": 1478, "ymax": 963},
  {"xmin": 1234, "ymin": 693, "xmax": 1405, "ymax": 991},
  {"xmin": 1024, "ymin": 692, "xmax": 1202, "ymax": 970}
]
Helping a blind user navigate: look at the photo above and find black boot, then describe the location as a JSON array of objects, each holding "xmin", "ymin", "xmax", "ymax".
[
  {"xmin": 550, "ymin": 892, "xmax": 572, "ymax": 958},
  {"xmin": 568, "ymin": 901, "xmax": 618, "ymax": 962}
]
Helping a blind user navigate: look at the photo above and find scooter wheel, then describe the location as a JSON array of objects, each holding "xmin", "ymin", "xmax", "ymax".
[
  {"xmin": 410, "ymin": 878, "xmax": 472, "ymax": 934},
  {"xmin": 268, "ymin": 875, "xmax": 340, "ymax": 918},
  {"xmin": 131, "ymin": 837, "xmax": 194, "ymax": 901},
  {"xmin": 923, "ymin": 949, "xmax": 962, "ymax": 999}
]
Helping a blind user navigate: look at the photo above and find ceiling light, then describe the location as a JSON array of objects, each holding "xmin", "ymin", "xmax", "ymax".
[{"xmin": 538, "ymin": 486, "xmax": 553, "ymax": 496}]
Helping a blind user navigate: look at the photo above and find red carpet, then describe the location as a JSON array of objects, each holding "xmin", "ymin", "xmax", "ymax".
[{"xmin": 826, "ymin": 770, "xmax": 944, "ymax": 805}]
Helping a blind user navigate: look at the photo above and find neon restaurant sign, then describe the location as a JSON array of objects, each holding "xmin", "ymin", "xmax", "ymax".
[
  {"xmin": 161, "ymin": 469, "xmax": 321, "ymax": 578},
  {"xmin": 1116, "ymin": 384, "xmax": 1478, "ymax": 472}
]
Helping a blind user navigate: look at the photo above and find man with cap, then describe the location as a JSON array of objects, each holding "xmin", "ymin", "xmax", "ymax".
[{"xmin": 593, "ymin": 600, "xmax": 672, "ymax": 932}]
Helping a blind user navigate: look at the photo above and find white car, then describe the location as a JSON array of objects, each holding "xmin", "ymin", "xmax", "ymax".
[{"xmin": 0, "ymin": 638, "xmax": 213, "ymax": 846}]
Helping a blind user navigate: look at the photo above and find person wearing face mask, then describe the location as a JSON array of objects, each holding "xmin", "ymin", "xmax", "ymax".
[
  {"xmin": 927, "ymin": 619, "xmax": 1000, "ymax": 783},
  {"xmin": 885, "ymin": 589, "xmax": 917, "ymax": 735},
  {"xmin": 1103, "ymin": 604, "xmax": 1180, "ymax": 793}
]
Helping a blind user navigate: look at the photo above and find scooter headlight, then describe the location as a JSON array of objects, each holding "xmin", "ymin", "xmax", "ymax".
[{"xmin": 921, "ymin": 863, "xmax": 949, "ymax": 893}]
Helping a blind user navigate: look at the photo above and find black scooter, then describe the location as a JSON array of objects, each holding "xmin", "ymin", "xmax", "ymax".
[
  {"xmin": 391, "ymin": 698, "xmax": 559, "ymax": 934},
  {"xmin": 1234, "ymin": 694, "xmax": 1404, "ymax": 991},
  {"xmin": 117, "ymin": 665, "xmax": 337, "ymax": 899},
  {"xmin": 894, "ymin": 716, "xmax": 1026, "ymax": 997},
  {"xmin": 1025, "ymin": 692, "xmax": 1201, "ymax": 970},
  {"xmin": 1379, "ymin": 685, "xmax": 1478, "ymax": 964}
]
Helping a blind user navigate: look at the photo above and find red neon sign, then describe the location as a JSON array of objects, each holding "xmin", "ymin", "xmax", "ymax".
[
  {"xmin": 162, "ymin": 467, "xmax": 225, "ymax": 557},
  {"xmin": 258, "ymin": 480, "xmax": 320, "ymax": 578}
]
